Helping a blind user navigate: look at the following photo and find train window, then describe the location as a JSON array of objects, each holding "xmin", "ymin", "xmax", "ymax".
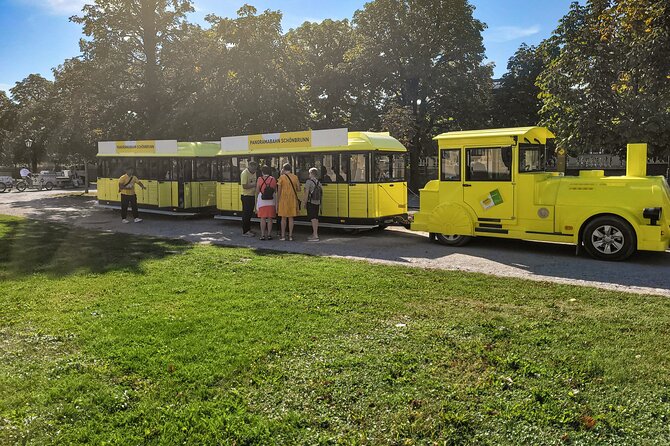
[
  {"xmin": 237, "ymin": 157, "xmax": 253, "ymax": 183},
  {"xmin": 210, "ymin": 159, "xmax": 219, "ymax": 180},
  {"xmin": 107, "ymin": 158, "xmax": 117, "ymax": 177},
  {"xmin": 296, "ymin": 155, "xmax": 316, "ymax": 182},
  {"xmin": 391, "ymin": 154, "xmax": 406, "ymax": 182},
  {"xmin": 253, "ymin": 157, "xmax": 278, "ymax": 178},
  {"xmin": 349, "ymin": 154, "xmax": 368, "ymax": 183},
  {"xmin": 374, "ymin": 154, "xmax": 391, "ymax": 182},
  {"xmin": 466, "ymin": 147, "xmax": 512, "ymax": 181},
  {"xmin": 148, "ymin": 159, "xmax": 158, "ymax": 179},
  {"xmin": 181, "ymin": 159, "xmax": 193, "ymax": 181},
  {"xmin": 127, "ymin": 159, "xmax": 136, "ymax": 176},
  {"xmin": 441, "ymin": 149, "xmax": 461, "ymax": 181},
  {"xmin": 322, "ymin": 154, "xmax": 339, "ymax": 183},
  {"xmin": 277, "ymin": 155, "xmax": 291, "ymax": 173},
  {"xmin": 159, "ymin": 158, "xmax": 172, "ymax": 180},
  {"xmin": 220, "ymin": 158, "xmax": 233, "ymax": 182},
  {"xmin": 519, "ymin": 143, "xmax": 546, "ymax": 172},
  {"xmin": 337, "ymin": 154, "xmax": 349, "ymax": 182},
  {"xmin": 195, "ymin": 159, "xmax": 211, "ymax": 181},
  {"xmin": 170, "ymin": 159, "xmax": 178, "ymax": 180},
  {"xmin": 135, "ymin": 158, "xmax": 149, "ymax": 179},
  {"xmin": 308, "ymin": 154, "xmax": 330, "ymax": 182},
  {"xmin": 97, "ymin": 160, "xmax": 106, "ymax": 178}
]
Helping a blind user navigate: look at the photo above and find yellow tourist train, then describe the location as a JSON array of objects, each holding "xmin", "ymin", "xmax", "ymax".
[
  {"xmin": 96, "ymin": 140, "xmax": 220, "ymax": 214},
  {"xmin": 95, "ymin": 126, "xmax": 670, "ymax": 261},
  {"xmin": 215, "ymin": 129, "xmax": 409, "ymax": 228}
]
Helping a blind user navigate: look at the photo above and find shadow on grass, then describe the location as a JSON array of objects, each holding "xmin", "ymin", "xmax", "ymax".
[{"xmin": 0, "ymin": 217, "xmax": 190, "ymax": 279}]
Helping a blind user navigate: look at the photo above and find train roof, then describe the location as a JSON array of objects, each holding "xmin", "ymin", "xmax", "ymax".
[
  {"xmin": 217, "ymin": 131, "xmax": 407, "ymax": 156},
  {"xmin": 434, "ymin": 127, "xmax": 555, "ymax": 145}
]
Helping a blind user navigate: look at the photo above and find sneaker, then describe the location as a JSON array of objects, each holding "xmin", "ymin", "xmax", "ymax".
[
  {"xmin": 134, "ymin": 218, "xmax": 143, "ymax": 223},
  {"xmin": 242, "ymin": 231, "xmax": 255, "ymax": 237},
  {"xmin": 307, "ymin": 236, "xmax": 319, "ymax": 242},
  {"xmin": 121, "ymin": 219, "xmax": 129, "ymax": 224}
]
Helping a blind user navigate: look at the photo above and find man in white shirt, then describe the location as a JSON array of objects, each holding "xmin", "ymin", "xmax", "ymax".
[{"xmin": 19, "ymin": 167, "xmax": 32, "ymax": 185}]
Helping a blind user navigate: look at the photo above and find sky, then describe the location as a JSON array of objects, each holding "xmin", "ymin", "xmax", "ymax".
[{"xmin": 0, "ymin": 0, "xmax": 577, "ymax": 93}]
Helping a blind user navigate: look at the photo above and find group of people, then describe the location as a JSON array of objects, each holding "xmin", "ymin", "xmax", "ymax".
[
  {"xmin": 241, "ymin": 162, "xmax": 321, "ymax": 241},
  {"xmin": 116, "ymin": 162, "xmax": 323, "ymax": 240}
]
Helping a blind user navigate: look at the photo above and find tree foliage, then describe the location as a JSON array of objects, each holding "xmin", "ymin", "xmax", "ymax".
[
  {"xmin": 491, "ymin": 44, "xmax": 546, "ymax": 128},
  {"xmin": 538, "ymin": 0, "xmax": 670, "ymax": 156},
  {"xmin": 1, "ymin": 0, "xmax": 668, "ymax": 177}
]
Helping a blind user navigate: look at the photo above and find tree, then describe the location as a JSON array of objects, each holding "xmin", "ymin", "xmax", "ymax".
[
  {"xmin": 0, "ymin": 90, "xmax": 18, "ymax": 166},
  {"xmin": 6, "ymin": 75, "xmax": 55, "ymax": 170},
  {"xmin": 49, "ymin": 58, "xmax": 103, "ymax": 165},
  {"xmin": 189, "ymin": 5, "xmax": 304, "ymax": 137},
  {"xmin": 352, "ymin": 0, "xmax": 493, "ymax": 189},
  {"xmin": 286, "ymin": 19, "xmax": 360, "ymax": 129},
  {"xmin": 71, "ymin": 0, "xmax": 194, "ymax": 136},
  {"xmin": 491, "ymin": 44, "xmax": 547, "ymax": 127},
  {"xmin": 538, "ymin": 0, "xmax": 670, "ymax": 156}
]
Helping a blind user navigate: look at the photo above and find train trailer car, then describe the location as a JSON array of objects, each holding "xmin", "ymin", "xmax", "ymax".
[
  {"xmin": 215, "ymin": 128, "xmax": 408, "ymax": 229},
  {"xmin": 411, "ymin": 127, "xmax": 670, "ymax": 261},
  {"xmin": 97, "ymin": 140, "xmax": 220, "ymax": 215}
]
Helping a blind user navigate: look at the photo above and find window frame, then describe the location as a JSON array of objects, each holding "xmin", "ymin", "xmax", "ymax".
[
  {"xmin": 440, "ymin": 149, "xmax": 462, "ymax": 182},
  {"xmin": 346, "ymin": 153, "xmax": 370, "ymax": 183},
  {"xmin": 518, "ymin": 143, "xmax": 547, "ymax": 173},
  {"xmin": 465, "ymin": 146, "xmax": 513, "ymax": 182}
]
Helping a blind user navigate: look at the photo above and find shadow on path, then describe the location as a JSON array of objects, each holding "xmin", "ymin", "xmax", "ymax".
[{"xmin": 0, "ymin": 217, "xmax": 189, "ymax": 279}]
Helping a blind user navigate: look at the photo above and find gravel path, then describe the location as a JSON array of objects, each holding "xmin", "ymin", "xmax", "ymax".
[{"xmin": 1, "ymin": 189, "xmax": 669, "ymax": 296}]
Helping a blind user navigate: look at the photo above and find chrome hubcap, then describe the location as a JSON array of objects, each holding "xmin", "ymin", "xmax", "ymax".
[
  {"xmin": 443, "ymin": 235, "xmax": 461, "ymax": 241},
  {"xmin": 591, "ymin": 225, "xmax": 624, "ymax": 254}
]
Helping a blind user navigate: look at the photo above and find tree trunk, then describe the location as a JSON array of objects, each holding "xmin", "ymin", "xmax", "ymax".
[
  {"xmin": 141, "ymin": 0, "xmax": 161, "ymax": 135},
  {"xmin": 408, "ymin": 143, "xmax": 421, "ymax": 193}
]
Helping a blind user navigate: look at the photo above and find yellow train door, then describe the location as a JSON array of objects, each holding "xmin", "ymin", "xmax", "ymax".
[
  {"xmin": 347, "ymin": 153, "xmax": 368, "ymax": 218},
  {"xmin": 158, "ymin": 158, "xmax": 173, "ymax": 208},
  {"xmin": 462, "ymin": 147, "xmax": 515, "ymax": 220}
]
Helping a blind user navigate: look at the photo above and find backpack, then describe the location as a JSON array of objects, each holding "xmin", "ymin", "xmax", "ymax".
[
  {"xmin": 260, "ymin": 176, "xmax": 275, "ymax": 200},
  {"xmin": 308, "ymin": 179, "xmax": 322, "ymax": 202}
]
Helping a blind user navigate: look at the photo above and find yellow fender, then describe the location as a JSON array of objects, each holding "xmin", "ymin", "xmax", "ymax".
[
  {"xmin": 570, "ymin": 207, "xmax": 640, "ymax": 236},
  {"xmin": 427, "ymin": 202, "xmax": 475, "ymax": 236}
]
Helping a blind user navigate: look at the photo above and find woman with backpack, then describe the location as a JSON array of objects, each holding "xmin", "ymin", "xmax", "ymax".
[
  {"xmin": 304, "ymin": 167, "xmax": 322, "ymax": 242},
  {"xmin": 255, "ymin": 165, "xmax": 277, "ymax": 240},
  {"xmin": 277, "ymin": 163, "xmax": 300, "ymax": 241}
]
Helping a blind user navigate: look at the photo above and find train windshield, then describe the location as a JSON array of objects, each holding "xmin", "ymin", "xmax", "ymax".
[{"xmin": 519, "ymin": 143, "xmax": 547, "ymax": 172}]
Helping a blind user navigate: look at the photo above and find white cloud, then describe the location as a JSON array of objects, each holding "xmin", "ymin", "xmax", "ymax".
[
  {"xmin": 21, "ymin": 0, "xmax": 87, "ymax": 15},
  {"xmin": 485, "ymin": 25, "xmax": 541, "ymax": 43}
]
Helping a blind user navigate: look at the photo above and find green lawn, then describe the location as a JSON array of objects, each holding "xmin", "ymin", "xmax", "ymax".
[{"xmin": 1, "ymin": 215, "xmax": 669, "ymax": 445}]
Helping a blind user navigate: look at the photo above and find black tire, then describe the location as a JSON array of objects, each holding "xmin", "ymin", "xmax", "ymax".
[
  {"xmin": 45, "ymin": 182, "xmax": 54, "ymax": 191},
  {"xmin": 582, "ymin": 216, "xmax": 636, "ymax": 261},
  {"xmin": 435, "ymin": 233, "xmax": 472, "ymax": 247},
  {"xmin": 16, "ymin": 181, "xmax": 26, "ymax": 192},
  {"xmin": 0, "ymin": 182, "xmax": 5, "ymax": 193}
]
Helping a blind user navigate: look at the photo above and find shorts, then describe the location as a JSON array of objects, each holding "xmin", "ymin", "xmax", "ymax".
[{"xmin": 307, "ymin": 202, "xmax": 319, "ymax": 220}]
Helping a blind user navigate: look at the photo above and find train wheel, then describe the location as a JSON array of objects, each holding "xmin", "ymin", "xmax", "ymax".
[
  {"xmin": 45, "ymin": 182, "xmax": 54, "ymax": 191},
  {"xmin": 582, "ymin": 216, "xmax": 636, "ymax": 261},
  {"xmin": 435, "ymin": 233, "xmax": 472, "ymax": 247},
  {"xmin": 16, "ymin": 181, "xmax": 27, "ymax": 192},
  {"xmin": 0, "ymin": 182, "xmax": 5, "ymax": 193}
]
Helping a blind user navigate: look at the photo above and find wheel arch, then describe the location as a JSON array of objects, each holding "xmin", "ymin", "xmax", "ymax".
[{"xmin": 427, "ymin": 202, "xmax": 476, "ymax": 236}]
